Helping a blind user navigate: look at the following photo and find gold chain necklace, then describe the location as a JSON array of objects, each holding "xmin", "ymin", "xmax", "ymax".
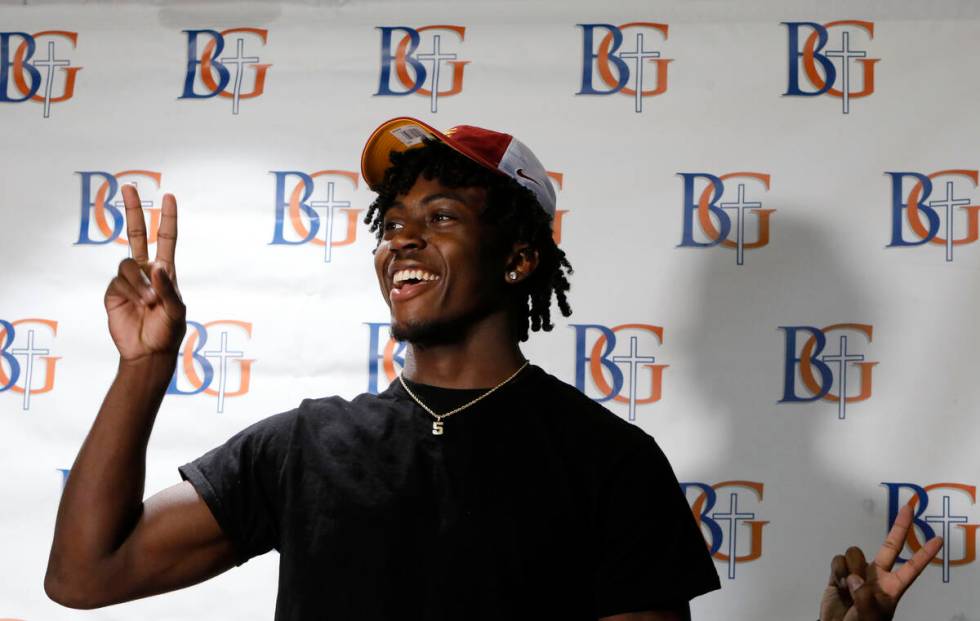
[{"xmin": 398, "ymin": 361, "xmax": 530, "ymax": 435}]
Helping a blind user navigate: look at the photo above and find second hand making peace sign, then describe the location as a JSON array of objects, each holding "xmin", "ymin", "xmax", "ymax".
[
  {"xmin": 103, "ymin": 184, "xmax": 187, "ymax": 362},
  {"xmin": 821, "ymin": 503, "xmax": 944, "ymax": 621}
]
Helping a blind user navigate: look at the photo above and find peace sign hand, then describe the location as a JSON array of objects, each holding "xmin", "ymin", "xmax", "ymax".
[
  {"xmin": 820, "ymin": 504, "xmax": 944, "ymax": 621},
  {"xmin": 103, "ymin": 184, "xmax": 186, "ymax": 362}
]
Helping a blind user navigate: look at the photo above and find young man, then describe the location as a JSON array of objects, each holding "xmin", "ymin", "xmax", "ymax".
[
  {"xmin": 44, "ymin": 118, "xmax": 940, "ymax": 620},
  {"xmin": 44, "ymin": 118, "xmax": 718, "ymax": 620}
]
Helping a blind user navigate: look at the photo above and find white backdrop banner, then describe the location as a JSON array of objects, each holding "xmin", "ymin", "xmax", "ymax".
[{"xmin": 1, "ymin": 0, "xmax": 978, "ymax": 619}]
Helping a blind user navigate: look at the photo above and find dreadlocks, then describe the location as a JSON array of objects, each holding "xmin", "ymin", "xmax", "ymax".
[{"xmin": 364, "ymin": 139, "xmax": 572, "ymax": 342}]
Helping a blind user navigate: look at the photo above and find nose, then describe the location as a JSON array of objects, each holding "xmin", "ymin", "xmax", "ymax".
[{"xmin": 389, "ymin": 218, "xmax": 426, "ymax": 252}]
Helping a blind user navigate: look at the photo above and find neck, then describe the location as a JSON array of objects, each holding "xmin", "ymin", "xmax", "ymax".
[{"xmin": 401, "ymin": 312, "xmax": 526, "ymax": 388}]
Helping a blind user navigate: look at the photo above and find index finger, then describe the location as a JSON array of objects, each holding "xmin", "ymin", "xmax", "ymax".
[
  {"xmin": 122, "ymin": 184, "xmax": 149, "ymax": 266},
  {"xmin": 155, "ymin": 193, "xmax": 177, "ymax": 269},
  {"xmin": 874, "ymin": 503, "xmax": 913, "ymax": 571}
]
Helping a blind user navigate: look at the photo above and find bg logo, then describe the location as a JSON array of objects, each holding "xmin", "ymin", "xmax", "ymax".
[
  {"xmin": 884, "ymin": 482, "xmax": 978, "ymax": 583},
  {"xmin": 0, "ymin": 31, "xmax": 81, "ymax": 118},
  {"xmin": 682, "ymin": 480, "xmax": 769, "ymax": 580},
  {"xmin": 547, "ymin": 171, "xmax": 569, "ymax": 245},
  {"xmin": 571, "ymin": 323, "xmax": 668, "ymax": 421},
  {"xmin": 577, "ymin": 22, "xmax": 671, "ymax": 113},
  {"xmin": 366, "ymin": 322, "xmax": 405, "ymax": 394},
  {"xmin": 780, "ymin": 323, "xmax": 877, "ymax": 420},
  {"xmin": 0, "ymin": 318, "xmax": 59, "ymax": 410},
  {"xmin": 678, "ymin": 172, "xmax": 774, "ymax": 265},
  {"xmin": 179, "ymin": 28, "xmax": 270, "ymax": 114},
  {"xmin": 270, "ymin": 170, "xmax": 363, "ymax": 262},
  {"xmin": 783, "ymin": 20, "xmax": 878, "ymax": 114},
  {"xmin": 887, "ymin": 170, "xmax": 980, "ymax": 262},
  {"xmin": 375, "ymin": 25, "xmax": 468, "ymax": 113},
  {"xmin": 75, "ymin": 170, "xmax": 163, "ymax": 247},
  {"xmin": 167, "ymin": 320, "xmax": 254, "ymax": 413}
]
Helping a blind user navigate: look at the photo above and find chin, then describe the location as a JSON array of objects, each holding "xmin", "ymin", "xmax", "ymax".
[{"xmin": 390, "ymin": 316, "xmax": 471, "ymax": 347}]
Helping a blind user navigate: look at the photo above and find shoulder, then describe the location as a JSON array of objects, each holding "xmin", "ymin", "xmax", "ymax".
[
  {"xmin": 284, "ymin": 390, "xmax": 411, "ymax": 441},
  {"xmin": 529, "ymin": 366, "xmax": 654, "ymax": 449},
  {"xmin": 221, "ymin": 392, "xmax": 387, "ymax": 442}
]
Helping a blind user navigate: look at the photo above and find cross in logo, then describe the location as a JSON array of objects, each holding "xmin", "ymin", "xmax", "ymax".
[
  {"xmin": 220, "ymin": 37, "xmax": 259, "ymax": 115},
  {"xmin": 618, "ymin": 32, "xmax": 661, "ymax": 114},
  {"xmin": 203, "ymin": 331, "xmax": 243, "ymax": 413},
  {"xmin": 820, "ymin": 334, "xmax": 864, "ymax": 420},
  {"xmin": 824, "ymin": 31, "xmax": 866, "ymax": 114},
  {"xmin": 416, "ymin": 34, "xmax": 456, "ymax": 113},
  {"xmin": 719, "ymin": 183, "xmax": 762, "ymax": 266},
  {"xmin": 928, "ymin": 181, "xmax": 972, "ymax": 262},
  {"xmin": 611, "ymin": 336, "xmax": 656, "ymax": 421},
  {"xmin": 31, "ymin": 40, "xmax": 70, "ymax": 118},
  {"xmin": 309, "ymin": 181, "xmax": 351, "ymax": 263},
  {"xmin": 712, "ymin": 492, "xmax": 756, "ymax": 579},
  {"xmin": 924, "ymin": 495, "xmax": 969, "ymax": 583},
  {"xmin": 11, "ymin": 329, "xmax": 48, "ymax": 410}
]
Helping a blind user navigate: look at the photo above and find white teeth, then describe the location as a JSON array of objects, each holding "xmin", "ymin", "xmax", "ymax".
[{"xmin": 393, "ymin": 269, "xmax": 440, "ymax": 285}]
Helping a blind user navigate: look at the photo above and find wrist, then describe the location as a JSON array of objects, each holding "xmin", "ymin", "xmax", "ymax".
[{"xmin": 117, "ymin": 352, "xmax": 178, "ymax": 388}]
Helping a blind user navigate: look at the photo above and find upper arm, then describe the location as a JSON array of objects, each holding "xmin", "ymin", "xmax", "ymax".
[
  {"xmin": 599, "ymin": 604, "xmax": 691, "ymax": 621},
  {"xmin": 594, "ymin": 437, "xmax": 719, "ymax": 617},
  {"xmin": 91, "ymin": 480, "xmax": 237, "ymax": 607}
]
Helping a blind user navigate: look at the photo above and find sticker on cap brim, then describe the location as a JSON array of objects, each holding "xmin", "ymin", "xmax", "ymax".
[{"xmin": 390, "ymin": 125, "xmax": 434, "ymax": 147}]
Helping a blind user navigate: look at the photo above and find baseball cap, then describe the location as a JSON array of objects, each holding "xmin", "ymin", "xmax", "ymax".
[{"xmin": 360, "ymin": 116, "xmax": 556, "ymax": 218}]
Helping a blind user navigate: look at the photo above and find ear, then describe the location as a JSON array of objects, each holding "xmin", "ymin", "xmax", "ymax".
[{"xmin": 503, "ymin": 243, "xmax": 539, "ymax": 284}]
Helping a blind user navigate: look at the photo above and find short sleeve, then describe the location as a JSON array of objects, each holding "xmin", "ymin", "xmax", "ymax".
[
  {"xmin": 594, "ymin": 435, "xmax": 721, "ymax": 617},
  {"xmin": 177, "ymin": 408, "xmax": 299, "ymax": 567}
]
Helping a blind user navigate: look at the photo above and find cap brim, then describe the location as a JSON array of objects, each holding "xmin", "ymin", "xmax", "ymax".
[{"xmin": 360, "ymin": 116, "xmax": 504, "ymax": 190}]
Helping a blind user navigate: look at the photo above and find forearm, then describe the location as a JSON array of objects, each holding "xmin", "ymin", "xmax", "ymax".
[{"xmin": 46, "ymin": 354, "xmax": 176, "ymax": 594}]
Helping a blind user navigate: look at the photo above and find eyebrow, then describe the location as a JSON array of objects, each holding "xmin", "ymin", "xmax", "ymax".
[{"xmin": 388, "ymin": 191, "xmax": 471, "ymax": 211}]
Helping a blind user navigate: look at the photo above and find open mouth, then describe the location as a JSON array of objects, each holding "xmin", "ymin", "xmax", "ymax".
[{"xmin": 390, "ymin": 268, "xmax": 441, "ymax": 303}]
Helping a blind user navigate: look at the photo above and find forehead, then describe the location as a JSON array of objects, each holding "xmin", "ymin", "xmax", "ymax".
[{"xmin": 390, "ymin": 175, "xmax": 488, "ymax": 211}]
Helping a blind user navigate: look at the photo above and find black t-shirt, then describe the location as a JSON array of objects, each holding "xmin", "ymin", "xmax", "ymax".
[{"xmin": 178, "ymin": 364, "xmax": 719, "ymax": 620}]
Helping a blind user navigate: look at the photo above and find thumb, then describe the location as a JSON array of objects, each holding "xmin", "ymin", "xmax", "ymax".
[
  {"xmin": 846, "ymin": 574, "xmax": 865, "ymax": 596},
  {"xmin": 150, "ymin": 263, "xmax": 185, "ymax": 321}
]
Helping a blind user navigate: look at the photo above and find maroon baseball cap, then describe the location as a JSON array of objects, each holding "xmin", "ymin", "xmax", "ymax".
[{"xmin": 361, "ymin": 116, "xmax": 557, "ymax": 217}]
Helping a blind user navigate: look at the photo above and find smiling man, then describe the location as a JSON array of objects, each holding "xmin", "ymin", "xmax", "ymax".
[{"xmin": 44, "ymin": 117, "xmax": 720, "ymax": 620}]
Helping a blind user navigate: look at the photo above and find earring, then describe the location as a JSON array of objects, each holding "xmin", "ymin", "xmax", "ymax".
[{"xmin": 508, "ymin": 271, "xmax": 519, "ymax": 281}]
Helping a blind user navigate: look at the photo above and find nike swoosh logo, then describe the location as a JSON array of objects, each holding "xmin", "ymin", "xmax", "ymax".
[{"xmin": 514, "ymin": 168, "xmax": 540, "ymax": 186}]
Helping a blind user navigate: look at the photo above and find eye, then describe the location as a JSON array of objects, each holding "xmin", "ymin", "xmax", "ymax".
[
  {"xmin": 382, "ymin": 219, "xmax": 403, "ymax": 232},
  {"xmin": 432, "ymin": 211, "xmax": 455, "ymax": 223}
]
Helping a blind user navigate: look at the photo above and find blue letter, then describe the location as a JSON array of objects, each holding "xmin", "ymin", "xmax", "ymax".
[
  {"xmin": 179, "ymin": 30, "xmax": 229, "ymax": 99},
  {"xmin": 678, "ymin": 173, "xmax": 731, "ymax": 247},
  {"xmin": 779, "ymin": 326, "xmax": 833, "ymax": 402},
  {"xmin": 783, "ymin": 22, "xmax": 835, "ymax": 96},
  {"xmin": 577, "ymin": 24, "xmax": 628, "ymax": 95},
  {"xmin": 886, "ymin": 172, "xmax": 941, "ymax": 247},
  {"xmin": 0, "ymin": 33, "xmax": 40, "ymax": 102},
  {"xmin": 570, "ymin": 324, "xmax": 623, "ymax": 403},
  {"xmin": 270, "ymin": 172, "xmax": 319, "ymax": 245},
  {"xmin": 75, "ymin": 172, "xmax": 124, "ymax": 245},
  {"xmin": 375, "ymin": 27, "xmax": 425, "ymax": 96}
]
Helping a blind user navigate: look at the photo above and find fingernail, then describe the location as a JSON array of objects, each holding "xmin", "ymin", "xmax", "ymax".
[{"xmin": 846, "ymin": 575, "xmax": 863, "ymax": 592}]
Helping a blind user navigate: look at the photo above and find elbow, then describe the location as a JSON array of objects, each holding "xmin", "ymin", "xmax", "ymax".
[{"xmin": 44, "ymin": 563, "xmax": 105, "ymax": 610}]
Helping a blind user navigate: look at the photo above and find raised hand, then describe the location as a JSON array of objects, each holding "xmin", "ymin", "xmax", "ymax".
[
  {"xmin": 820, "ymin": 504, "xmax": 944, "ymax": 621},
  {"xmin": 103, "ymin": 185, "xmax": 186, "ymax": 361}
]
